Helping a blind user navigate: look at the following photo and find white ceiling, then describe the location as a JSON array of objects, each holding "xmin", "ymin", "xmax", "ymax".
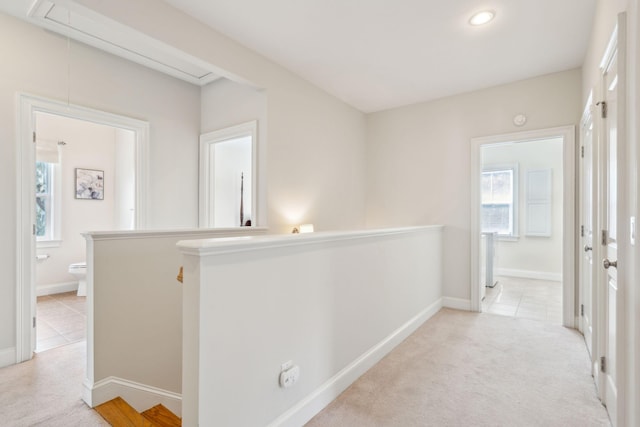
[
  {"xmin": 0, "ymin": 0, "xmax": 596, "ymax": 113},
  {"xmin": 163, "ymin": 0, "xmax": 596, "ymax": 112}
]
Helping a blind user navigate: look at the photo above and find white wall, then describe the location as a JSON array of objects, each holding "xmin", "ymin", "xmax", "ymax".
[
  {"xmin": 35, "ymin": 113, "xmax": 119, "ymax": 288},
  {"xmin": 85, "ymin": 227, "xmax": 268, "ymax": 415},
  {"xmin": 201, "ymin": 78, "xmax": 267, "ymax": 134},
  {"xmin": 482, "ymin": 138, "xmax": 564, "ymax": 279},
  {"xmin": 634, "ymin": 3, "xmax": 640, "ymax": 422},
  {"xmin": 632, "ymin": 4, "xmax": 640, "ymax": 424},
  {"xmin": 114, "ymin": 128, "xmax": 136, "ymax": 230},
  {"xmin": 213, "ymin": 136, "xmax": 252, "ymax": 227},
  {"xmin": 75, "ymin": 0, "xmax": 368, "ymax": 234},
  {"xmin": 365, "ymin": 69, "xmax": 582, "ymax": 302},
  {"xmin": 0, "ymin": 12, "xmax": 201, "ymax": 355},
  {"xmin": 179, "ymin": 226, "xmax": 443, "ymax": 426},
  {"xmin": 201, "ymin": 78, "xmax": 267, "ymax": 227},
  {"xmin": 2, "ymin": 1, "xmax": 367, "ymax": 359}
]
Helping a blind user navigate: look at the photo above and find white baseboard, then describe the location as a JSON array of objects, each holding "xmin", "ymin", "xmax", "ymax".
[
  {"xmin": 495, "ymin": 268, "xmax": 562, "ymax": 282},
  {"xmin": 442, "ymin": 297, "xmax": 472, "ymax": 311},
  {"xmin": 36, "ymin": 281, "xmax": 78, "ymax": 296},
  {"xmin": 269, "ymin": 298, "xmax": 443, "ymax": 427},
  {"xmin": 83, "ymin": 376, "xmax": 182, "ymax": 417},
  {"xmin": 0, "ymin": 347, "xmax": 16, "ymax": 368}
]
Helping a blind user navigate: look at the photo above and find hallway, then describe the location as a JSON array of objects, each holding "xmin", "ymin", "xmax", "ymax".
[
  {"xmin": 0, "ymin": 341, "xmax": 107, "ymax": 426},
  {"xmin": 0, "ymin": 308, "xmax": 609, "ymax": 426},
  {"xmin": 307, "ymin": 309, "xmax": 609, "ymax": 426}
]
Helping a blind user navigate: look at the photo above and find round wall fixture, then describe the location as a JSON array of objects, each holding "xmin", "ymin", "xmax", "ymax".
[{"xmin": 513, "ymin": 114, "xmax": 527, "ymax": 127}]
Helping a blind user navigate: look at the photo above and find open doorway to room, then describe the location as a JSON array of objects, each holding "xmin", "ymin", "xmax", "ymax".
[
  {"xmin": 16, "ymin": 94, "xmax": 149, "ymax": 362},
  {"xmin": 33, "ymin": 112, "xmax": 137, "ymax": 353},
  {"xmin": 479, "ymin": 138, "xmax": 564, "ymax": 323},
  {"xmin": 470, "ymin": 126, "xmax": 576, "ymax": 327}
]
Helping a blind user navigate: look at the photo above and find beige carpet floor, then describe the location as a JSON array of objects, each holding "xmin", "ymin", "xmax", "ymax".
[
  {"xmin": 307, "ymin": 308, "xmax": 611, "ymax": 427},
  {"xmin": 0, "ymin": 309, "xmax": 610, "ymax": 426},
  {"xmin": 0, "ymin": 341, "xmax": 107, "ymax": 426}
]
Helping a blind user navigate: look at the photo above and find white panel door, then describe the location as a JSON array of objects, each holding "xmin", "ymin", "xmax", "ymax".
[
  {"xmin": 580, "ymin": 104, "xmax": 595, "ymax": 357},
  {"xmin": 603, "ymin": 56, "xmax": 618, "ymax": 423},
  {"xmin": 600, "ymin": 29, "xmax": 624, "ymax": 425}
]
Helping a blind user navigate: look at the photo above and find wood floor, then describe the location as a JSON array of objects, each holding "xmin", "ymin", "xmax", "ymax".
[{"xmin": 95, "ymin": 397, "xmax": 181, "ymax": 427}]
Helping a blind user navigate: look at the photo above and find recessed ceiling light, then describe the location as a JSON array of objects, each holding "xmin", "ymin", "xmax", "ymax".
[{"xmin": 469, "ymin": 10, "xmax": 496, "ymax": 26}]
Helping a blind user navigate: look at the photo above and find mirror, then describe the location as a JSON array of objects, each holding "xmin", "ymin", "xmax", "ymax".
[{"xmin": 199, "ymin": 120, "xmax": 257, "ymax": 228}]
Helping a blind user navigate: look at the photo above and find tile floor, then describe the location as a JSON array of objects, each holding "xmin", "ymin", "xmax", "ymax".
[
  {"xmin": 36, "ymin": 291, "xmax": 86, "ymax": 353},
  {"xmin": 482, "ymin": 276, "xmax": 563, "ymax": 324}
]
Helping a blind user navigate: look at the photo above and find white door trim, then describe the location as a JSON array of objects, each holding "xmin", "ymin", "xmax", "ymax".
[
  {"xmin": 470, "ymin": 126, "xmax": 576, "ymax": 327},
  {"xmin": 199, "ymin": 120, "xmax": 258, "ymax": 228},
  {"xmin": 15, "ymin": 93, "xmax": 149, "ymax": 363}
]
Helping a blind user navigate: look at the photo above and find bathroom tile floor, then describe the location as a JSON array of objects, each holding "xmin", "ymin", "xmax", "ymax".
[
  {"xmin": 481, "ymin": 276, "xmax": 563, "ymax": 324},
  {"xmin": 36, "ymin": 291, "xmax": 86, "ymax": 353}
]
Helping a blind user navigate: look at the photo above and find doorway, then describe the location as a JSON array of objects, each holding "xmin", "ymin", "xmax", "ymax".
[
  {"xmin": 33, "ymin": 112, "xmax": 137, "ymax": 353},
  {"xmin": 479, "ymin": 138, "xmax": 564, "ymax": 323},
  {"xmin": 470, "ymin": 126, "xmax": 576, "ymax": 327},
  {"xmin": 16, "ymin": 94, "xmax": 149, "ymax": 362}
]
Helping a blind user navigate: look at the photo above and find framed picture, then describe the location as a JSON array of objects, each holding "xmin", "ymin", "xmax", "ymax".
[{"xmin": 75, "ymin": 168, "xmax": 104, "ymax": 200}]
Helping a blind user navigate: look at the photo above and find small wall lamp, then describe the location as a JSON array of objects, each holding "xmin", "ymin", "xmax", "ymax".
[
  {"xmin": 292, "ymin": 224, "xmax": 314, "ymax": 234},
  {"xmin": 469, "ymin": 10, "xmax": 496, "ymax": 26}
]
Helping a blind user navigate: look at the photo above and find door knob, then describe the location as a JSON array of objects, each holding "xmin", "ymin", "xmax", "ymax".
[
  {"xmin": 584, "ymin": 245, "xmax": 592, "ymax": 252},
  {"xmin": 603, "ymin": 258, "xmax": 618, "ymax": 269}
]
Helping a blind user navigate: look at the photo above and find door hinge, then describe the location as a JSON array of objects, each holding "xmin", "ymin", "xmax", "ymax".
[
  {"xmin": 596, "ymin": 101, "xmax": 607, "ymax": 119},
  {"xmin": 581, "ymin": 304, "xmax": 584, "ymax": 316},
  {"xmin": 600, "ymin": 356, "xmax": 606, "ymax": 373},
  {"xmin": 32, "ymin": 131, "xmax": 36, "ymax": 143},
  {"xmin": 581, "ymin": 225, "xmax": 585, "ymax": 237},
  {"xmin": 32, "ymin": 224, "xmax": 36, "ymax": 235},
  {"xmin": 581, "ymin": 146, "xmax": 585, "ymax": 158},
  {"xmin": 33, "ymin": 317, "xmax": 36, "ymax": 328},
  {"xmin": 602, "ymin": 229, "xmax": 608, "ymax": 246}
]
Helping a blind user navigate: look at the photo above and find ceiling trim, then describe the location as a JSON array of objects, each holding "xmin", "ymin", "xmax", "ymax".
[{"xmin": 27, "ymin": 0, "xmax": 222, "ymax": 86}]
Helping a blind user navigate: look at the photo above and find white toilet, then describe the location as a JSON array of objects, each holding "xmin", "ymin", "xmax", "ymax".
[{"xmin": 68, "ymin": 262, "xmax": 87, "ymax": 296}]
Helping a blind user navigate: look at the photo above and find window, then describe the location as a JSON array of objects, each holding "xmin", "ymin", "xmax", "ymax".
[
  {"xmin": 35, "ymin": 161, "xmax": 60, "ymax": 244},
  {"xmin": 481, "ymin": 167, "xmax": 517, "ymax": 237}
]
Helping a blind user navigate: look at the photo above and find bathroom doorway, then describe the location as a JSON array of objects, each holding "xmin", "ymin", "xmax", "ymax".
[
  {"xmin": 470, "ymin": 126, "xmax": 576, "ymax": 327},
  {"xmin": 16, "ymin": 94, "xmax": 149, "ymax": 361},
  {"xmin": 33, "ymin": 112, "xmax": 137, "ymax": 352}
]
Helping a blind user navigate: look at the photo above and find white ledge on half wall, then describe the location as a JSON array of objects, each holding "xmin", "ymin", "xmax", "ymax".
[
  {"xmin": 83, "ymin": 227, "xmax": 268, "ymax": 241},
  {"xmin": 176, "ymin": 225, "xmax": 444, "ymax": 255}
]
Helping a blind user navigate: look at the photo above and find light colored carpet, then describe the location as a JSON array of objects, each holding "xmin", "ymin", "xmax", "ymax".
[
  {"xmin": 307, "ymin": 308, "xmax": 611, "ymax": 427},
  {"xmin": 0, "ymin": 309, "xmax": 610, "ymax": 426},
  {"xmin": 0, "ymin": 341, "xmax": 108, "ymax": 426}
]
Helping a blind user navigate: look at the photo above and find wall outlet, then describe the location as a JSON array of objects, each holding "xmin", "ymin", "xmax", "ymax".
[
  {"xmin": 279, "ymin": 365, "xmax": 300, "ymax": 388},
  {"xmin": 281, "ymin": 360, "xmax": 293, "ymax": 371}
]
